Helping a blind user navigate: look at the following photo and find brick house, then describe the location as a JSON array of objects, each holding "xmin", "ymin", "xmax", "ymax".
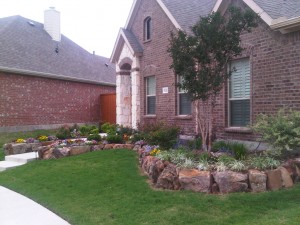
[
  {"xmin": 111, "ymin": 0, "xmax": 300, "ymax": 144},
  {"xmin": 0, "ymin": 8, "xmax": 116, "ymax": 132}
]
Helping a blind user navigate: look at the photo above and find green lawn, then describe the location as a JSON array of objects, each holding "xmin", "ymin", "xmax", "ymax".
[
  {"xmin": 0, "ymin": 130, "xmax": 57, "ymax": 160},
  {"xmin": 0, "ymin": 150, "xmax": 299, "ymax": 225}
]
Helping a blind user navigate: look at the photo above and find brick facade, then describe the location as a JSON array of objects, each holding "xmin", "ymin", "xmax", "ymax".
[
  {"xmin": 131, "ymin": 0, "xmax": 196, "ymax": 135},
  {"xmin": 0, "ymin": 72, "xmax": 116, "ymax": 131},
  {"xmin": 115, "ymin": 0, "xmax": 300, "ymax": 142}
]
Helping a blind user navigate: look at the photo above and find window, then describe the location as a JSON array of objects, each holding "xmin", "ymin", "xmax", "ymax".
[
  {"xmin": 178, "ymin": 75, "xmax": 191, "ymax": 115},
  {"xmin": 146, "ymin": 76, "xmax": 156, "ymax": 115},
  {"xmin": 229, "ymin": 58, "xmax": 250, "ymax": 127},
  {"xmin": 144, "ymin": 17, "xmax": 151, "ymax": 41}
]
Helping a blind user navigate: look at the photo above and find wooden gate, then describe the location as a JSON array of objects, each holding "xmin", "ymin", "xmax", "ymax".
[{"xmin": 100, "ymin": 93, "xmax": 116, "ymax": 124}]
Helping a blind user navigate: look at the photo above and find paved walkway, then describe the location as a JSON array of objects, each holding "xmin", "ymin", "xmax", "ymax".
[{"xmin": 0, "ymin": 186, "xmax": 71, "ymax": 225}]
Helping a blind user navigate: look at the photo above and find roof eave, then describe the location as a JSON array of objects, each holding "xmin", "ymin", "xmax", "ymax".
[
  {"xmin": 270, "ymin": 17, "xmax": 300, "ymax": 34},
  {"xmin": 125, "ymin": 0, "xmax": 141, "ymax": 29},
  {"xmin": 0, "ymin": 66, "xmax": 116, "ymax": 87},
  {"xmin": 156, "ymin": 0, "xmax": 182, "ymax": 30}
]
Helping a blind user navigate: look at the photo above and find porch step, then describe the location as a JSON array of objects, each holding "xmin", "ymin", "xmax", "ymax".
[
  {"xmin": 5, "ymin": 152, "xmax": 38, "ymax": 164},
  {"xmin": 0, "ymin": 161, "xmax": 26, "ymax": 172}
]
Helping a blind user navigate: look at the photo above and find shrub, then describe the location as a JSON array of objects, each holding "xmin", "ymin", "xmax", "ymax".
[
  {"xmin": 212, "ymin": 140, "xmax": 230, "ymax": 152},
  {"xmin": 229, "ymin": 142, "xmax": 248, "ymax": 160},
  {"xmin": 179, "ymin": 158, "xmax": 196, "ymax": 169},
  {"xmin": 100, "ymin": 123, "xmax": 117, "ymax": 135},
  {"xmin": 90, "ymin": 128, "xmax": 99, "ymax": 135},
  {"xmin": 142, "ymin": 122, "xmax": 180, "ymax": 150},
  {"xmin": 252, "ymin": 109, "xmax": 300, "ymax": 154},
  {"xmin": 106, "ymin": 134, "xmax": 123, "ymax": 144},
  {"xmin": 56, "ymin": 126, "xmax": 71, "ymax": 140},
  {"xmin": 87, "ymin": 134, "xmax": 101, "ymax": 142},
  {"xmin": 131, "ymin": 132, "xmax": 148, "ymax": 143},
  {"xmin": 79, "ymin": 125, "xmax": 97, "ymax": 136}
]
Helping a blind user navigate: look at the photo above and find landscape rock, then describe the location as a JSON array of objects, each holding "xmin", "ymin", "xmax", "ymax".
[
  {"xmin": 38, "ymin": 146, "xmax": 53, "ymax": 160},
  {"xmin": 248, "ymin": 170, "xmax": 267, "ymax": 192},
  {"xmin": 113, "ymin": 144, "xmax": 126, "ymax": 149},
  {"xmin": 179, "ymin": 169, "xmax": 212, "ymax": 193},
  {"xmin": 104, "ymin": 144, "xmax": 115, "ymax": 150},
  {"xmin": 91, "ymin": 144, "xmax": 105, "ymax": 151},
  {"xmin": 278, "ymin": 166, "xmax": 294, "ymax": 188},
  {"xmin": 70, "ymin": 146, "xmax": 91, "ymax": 156},
  {"xmin": 124, "ymin": 144, "xmax": 134, "ymax": 150},
  {"xmin": 211, "ymin": 183, "xmax": 219, "ymax": 194},
  {"xmin": 4, "ymin": 143, "xmax": 42, "ymax": 155},
  {"xmin": 266, "ymin": 169, "xmax": 282, "ymax": 191},
  {"xmin": 148, "ymin": 159, "xmax": 165, "ymax": 183},
  {"xmin": 213, "ymin": 171, "xmax": 248, "ymax": 193},
  {"xmin": 156, "ymin": 164, "xmax": 180, "ymax": 190},
  {"xmin": 133, "ymin": 145, "xmax": 141, "ymax": 151}
]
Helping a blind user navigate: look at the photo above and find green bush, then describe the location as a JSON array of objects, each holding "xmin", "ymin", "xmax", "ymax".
[
  {"xmin": 106, "ymin": 134, "xmax": 123, "ymax": 144},
  {"xmin": 87, "ymin": 134, "xmax": 101, "ymax": 141},
  {"xmin": 101, "ymin": 123, "xmax": 117, "ymax": 135},
  {"xmin": 229, "ymin": 142, "xmax": 248, "ymax": 160},
  {"xmin": 79, "ymin": 125, "xmax": 97, "ymax": 136},
  {"xmin": 252, "ymin": 109, "xmax": 300, "ymax": 154},
  {"xmin": 56, "ymin": 126, "xmax": 71, "ymax": 140},
  {"xmin": 142, "ymin": 122, "xmax": 180, "ymax": 150},
  {"xmin": 212, "ymin": 141, "xmax": 230, "ymax": 152},
  {"xmin": 131, "ymin": 132, "xmax": 147, "ymax": 143},
  {"xmin": 90, "ymin": 128, "xmax": 99, "ymax": 135}
]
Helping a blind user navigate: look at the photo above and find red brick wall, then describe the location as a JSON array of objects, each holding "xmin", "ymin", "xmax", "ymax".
[
  {"xmin": 0, "ymin": 72, "xmax": 116, "ymax": 129},
  {"xmin": 130, "ymin": 0, "xmax": 300, "ymax": 141},
  {"xmin": 131, "ymin": 0, "xmax": 196, "ymax": 135}
]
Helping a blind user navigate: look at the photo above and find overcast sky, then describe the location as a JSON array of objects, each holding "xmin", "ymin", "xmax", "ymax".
[{"xmin": 0, "ymin": 0, "xmax": 133, "ymax": 58}]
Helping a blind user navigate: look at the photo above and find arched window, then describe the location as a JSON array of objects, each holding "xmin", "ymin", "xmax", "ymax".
[{"xmin": 144, "ymin": 17, "xmax": 152, "ymax": 41}]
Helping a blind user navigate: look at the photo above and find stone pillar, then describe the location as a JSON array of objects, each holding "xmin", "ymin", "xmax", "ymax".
[
  {"xmin": 131, "ymin": 70, "xmax": 140, "ymax": 129},
  {"xmin": 116, "ymin": 74, "xmax": 132, "ymax": 127}
]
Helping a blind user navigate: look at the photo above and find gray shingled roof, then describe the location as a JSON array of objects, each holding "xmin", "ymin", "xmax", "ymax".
[
  {"xmin": 161, "ymin": 0, "xmax": 218, "ymax": 32},
  {"xmin": 122, "ymin": 29, "xmax": 143, "ymax": 54},
  {"xmin": 252, "ymin": 0, "xmax": 300, "ymax": 20},
  {"xmin": 0, "ymin": 15, "xmax": 116, "ymax": 85}
]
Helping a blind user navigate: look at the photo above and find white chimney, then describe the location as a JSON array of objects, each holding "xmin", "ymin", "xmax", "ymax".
[{"xmin": 44, "ymin": 7, "xmax": 61, "ymax": 42}]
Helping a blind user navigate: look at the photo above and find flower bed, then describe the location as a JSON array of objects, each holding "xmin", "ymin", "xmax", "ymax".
[{"xmin": 136, "ymin": 146, "xmax": 300, "ymax": 194}]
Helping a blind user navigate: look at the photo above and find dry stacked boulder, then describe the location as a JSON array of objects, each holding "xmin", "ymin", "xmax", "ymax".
[{"xmin": 137, "ymin": 146, "xmax": 299, "ymax": 194}]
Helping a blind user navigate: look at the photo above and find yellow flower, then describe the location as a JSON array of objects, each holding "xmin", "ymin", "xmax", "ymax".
[
  {"xmin": 16, "ymin": 138, "xmax": 26, "ymax": 143},
  {"xmin": 38, "ymin": 135, "xmax": 48, "ymax": 142}
]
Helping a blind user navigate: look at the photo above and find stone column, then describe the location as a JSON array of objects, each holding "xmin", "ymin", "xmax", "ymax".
[{"xmin": 116, "ymin": 74, "xmax": 132, "ymax": 127}]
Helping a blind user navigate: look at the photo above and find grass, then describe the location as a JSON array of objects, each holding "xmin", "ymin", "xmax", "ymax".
[
  {"xmin": 0, "ymin": 149, "xmax": 300, "ymax": 225},
  {"xmin": 0, "ymin": 130, "xmax": 56, "ymax": 160}
]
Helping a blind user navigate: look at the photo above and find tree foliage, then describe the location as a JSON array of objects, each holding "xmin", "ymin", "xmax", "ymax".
[
  {"xmin": 168, "ymin": 6, "xmax": 258, "ymax": 150},
  {"xmin": 168, "ymin": 6, "xmax": 258, "ymax": 101}
]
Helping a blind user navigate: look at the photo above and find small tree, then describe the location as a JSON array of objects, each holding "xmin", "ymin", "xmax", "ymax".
[{"xmin": 168, "ymin": 6, "xmax": 258, "ymax": 151}]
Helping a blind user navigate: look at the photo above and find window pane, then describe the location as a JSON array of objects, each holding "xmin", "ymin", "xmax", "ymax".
[
  {"xmin": 147, "ymin": 96, "xmax": 156, "ymax": 114},
  {"xmin": 179, "ymin": 93, "xmax": 191, "ymax": 115},
  {"xmin": 230, "ymin": 59, "xmax": 250, "ymax": 99},
  {"xmin": 230, "ymin": 99, "xmax": 250, "ymax": 126},
  {"xmin": 147, "ymin": 76, "xmax": 155, "ymax": 95}
]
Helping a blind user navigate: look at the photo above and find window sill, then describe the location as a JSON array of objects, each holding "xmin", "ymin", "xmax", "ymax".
[
  {"xmin": 143, "ymin": 39, "xmax": 152, "ymax": 44},
  {"xmin": 143, "ymin": 115, "xmax": 156, "ymax": 119},
  {"xmin": 225, "ymin": 127, "xmax": 252, "ymax": 133},
  {"xmin": 175, "ymin": 115, "xmax": 193, "ymax": 120}
]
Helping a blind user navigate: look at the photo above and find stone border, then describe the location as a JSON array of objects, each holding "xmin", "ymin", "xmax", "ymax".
[{"xmin": 137, "ymin": 147, "xmax": 300, "ymax": 194}]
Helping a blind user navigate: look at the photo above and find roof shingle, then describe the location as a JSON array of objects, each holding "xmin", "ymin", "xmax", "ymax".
[{"xmin": 0, "ymin": 15, "xmax": 116, "ymax": 85}]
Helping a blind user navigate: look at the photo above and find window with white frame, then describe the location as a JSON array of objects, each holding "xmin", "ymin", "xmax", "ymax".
[
  {"xmin": 146, "ymin": 76, "xmax": 156, "ymax": 115},
  {"xmin": 229, "ymin": 58, "xmax": 250, "ymax": 127},
  {"xmin": 178, "ymin": 75, "xmax": 191, "ymax": 115},
  {"xmin": 144, "ymin": 17, "xmax": 151, "ymax": 41}
]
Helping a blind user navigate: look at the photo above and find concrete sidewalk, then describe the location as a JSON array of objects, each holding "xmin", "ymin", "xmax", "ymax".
[{"xmin": 0, "ymin": 186, "xmax": 71, "ymax": 225}]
